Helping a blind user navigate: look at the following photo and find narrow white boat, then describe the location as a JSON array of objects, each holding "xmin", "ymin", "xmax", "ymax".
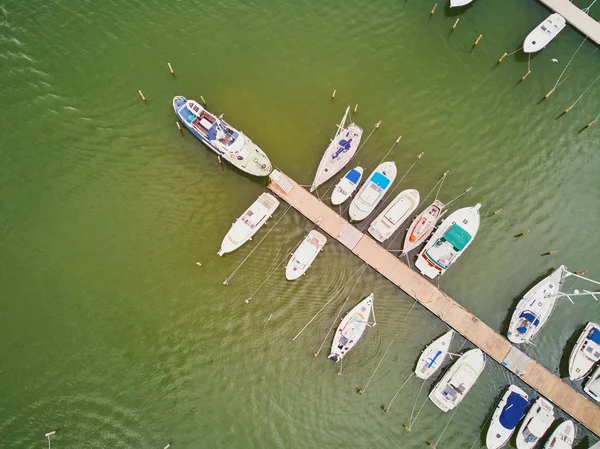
[
  {"xmin": 524, "ymin": 14, "xmax": 566, "ymax": 53},
  {"xmin": 415, "ymin": 203, "xmax": 481, "ymax": 279},
  {"xmin": 348, "ymin": 162, "xmax": 397, "ymax": 222},
  {"xmin": 329, "ymin": 294, "xmax": 374, "ymax": 362},
  {"xmin": 403, "ymin": 199, "xmax": 445, "ymax": 253},
  {"xmin": 415, "ymin": 330, "xmax": 454, "ymax": 380},
  {"xmin": 331, "ymin": 167, "xmax": 363, "ymax": 206},
  {"xmin": 486, "ymin": 385, "xmax": 529, "ymax": 449},
  {"xmin": 311, "ymin": 107, "xmax": 363, "ymax": 192},
  {"xmin": 450, "ymin": 0, "xmax": 475, "ymax": 6},
  {"xmin": 568, "ymin": 322, "xmax": 600, "ymax": 381},
  {"xmin": 589, "ymin": 442, "xmax": 600, "ymax": 449},
  {"xmin": 429, "ymin": 348, "xmax": 485, "ymax": 412},
  {"xmin": 516, "ymin": 397, "xmax": 555, "ymax": 449},
  {"xmin": 506, "ymin": 266, "xmax": 567, "ymax": 344},
  {"xmin": 217, "ymin": 193, "xmax": 280, "ymax": 256},
  {"xmin": 368, "ymin": 189, "xmax": 420, "ymax": 243},
  {"xmin": 543, "ymin": 420, "xmax": 575, "ymax": 449},
  {"xmin": 584, "ymin": 365, "xmax": 600, "ymax": 402},
  {"xmin": 285, "ymin": 230, "xmax": 327, "ymax": 281}
]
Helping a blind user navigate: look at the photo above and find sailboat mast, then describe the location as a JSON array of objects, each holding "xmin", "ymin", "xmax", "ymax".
[{"xmin": 333, "ymin": 106, "xmax": 350, "ymax": 141}]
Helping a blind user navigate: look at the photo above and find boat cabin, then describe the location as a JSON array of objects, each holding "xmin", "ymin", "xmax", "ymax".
[
  {"xmin": 581, "ymin": 327, "xmax": 600, "ymax": 362},
  {"xmin": 426, "ymin": 224, "xmax": 472, "ymax": 270},
  {"xmin": 361, "ymin": 172, "xmax": 391, "ymax": 206},
  {"xmin": 516, "ymin": 311, "xmax": 540, "ymax": 336}
]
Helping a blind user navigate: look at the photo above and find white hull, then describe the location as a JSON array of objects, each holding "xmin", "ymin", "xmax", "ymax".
[
  {"xmin": 516, "ymin": 397, "xmax": 555, "ymax": 449},
  {"xmin": 584, "ymin": 365, "xmax": 600, "ymax": 402},
  {"xmin": 507, "ymin": 266, "xmax": 567, "ymax": 344},
  {"xmin": 523, "ymin": 13, "xmax": 566, "ymax": 53},
  {"xmin": 348, "ymin": 162, "xmax": 397, "ymax": 222},
  {"xmin": 329, "ymin": 294, "xmax": 374, "ymax": 362},
  {"xmin": 415, "ymin": 330, "xmax": 454, "ymax": 380},
  {"xmin": 543, "ymin": 420, "xmax": 574, "ymax": 449},
  {"xmin": 450, "ymin": 0, "xmax": 475, "ymax": 6},
  {"xmin": 415, "ymin": 204, "xmax": 481, "ymax": 279},
  {"xmin": 368, "ymin": 189, "xmax": 420, "ymax": 243},
  {"xmin": 331, "ymin": 167, "xmax": 363, "ymax": 206},
  {"xmin": 429, "ymin": 348, "xmax": 485, "ymax": 412},
  {"xmin": 285, "ymin": 230, "xmax": 327, "ymax": 280},
  {"xmin": 403, "ymin": 200, "xmax": 445, "ymax": 253},
  {"xmin": 486, "ymin": 385, "xmax": 529, "ymax": 449},
  {"xmin": 568, "ymin": 322, "xmax": 600, "ymax": 381},
  {"xmin": 217, "ymin": 193, "xmax": 280, "ymax": 256}
]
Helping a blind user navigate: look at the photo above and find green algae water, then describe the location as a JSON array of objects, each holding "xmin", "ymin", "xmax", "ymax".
[{"xmin": 1, "ymin": 0, "xmax": 600, "ymax": 447}]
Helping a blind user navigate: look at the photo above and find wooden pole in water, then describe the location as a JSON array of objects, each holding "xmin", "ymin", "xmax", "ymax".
[
  {"xmin": 332, "ymin": 89, "xmax": 336, "ymax": 99},
  {"xmin": 218, "ymin": 155, "xmax": 222, "ymax": 165},
  {"xmin": 452, "ymin": 18, "xmax": 459, "ymax": 30},
  {"xmin": 45, "ymin": 431, "xmax": 57, "ymax": 437},
  {"xmin": 396, "ymin": 135, "xmax": 402, "ymax": 144},
  {"xmin": 200, "ymin": 95, "xmax": 206, "ymax": 105},
  {"xmin": 498, "ymin": 52, "xmax": 508, "ymax": 63},
  {"xmin": 564, "ymin": 104, "xmax": 575, "ymax": 114},
  {"xmin": 354, "ymin": 104, "xmax": 358, "ymax": 113},
  {"xmin": 376, "ymin": 120, "xmax": 382, "ymax": 129},
  {"xmin": 164, "ymin": 444, "xmax": 171, "ymax": 449},
  {"xmin": 431, "ymin": 3, "xmax": 437, "ymax": 15},
  {"xmin": 575, "ymin": 270, "xmax": 587, "ymax": 275},
  {"xmin": 176, "ymin": 122, "xmax": 182, "ymax": 133},
  {"xmin": 168, "ymin": 62, "xmax": 174, "ymax": 75},
  {"xmin": 473, "ymin": 34, "xmax": 482, "ymax": 47},
  {"xmin": 543, "ymin": 250, "xmax": 559, "ymax": 256},
  {"xmin": 518, "ymin": 230, "xmax": 530, "ymax": 236},
  {"xmin": 492, "ymin": 209, "xmax": 502, "ymax": 215},
  {"xmin": 587, "ymin": 119, "xmax": 598, "ymax": 128},
  {"xmin": 544, "ymin": 88, "xmax": 556, "ymax": 99},
  {"xmin": 138, "ymin": 90, "xmax": 146, "ymax": 102},
  {"xmin": 521, "ymin": 71, "xmax": 531, "ymax": 82}
]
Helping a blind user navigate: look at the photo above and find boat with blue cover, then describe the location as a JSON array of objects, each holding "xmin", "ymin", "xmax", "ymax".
[
  {"xmin": 173, "ymin": 96, "xmax": 272, "ymax": 177},
  {"xmin": 331, "ymin": 167, "xmax": 363, "ymax": 206},
  {"xmin": 486, "ymin": 385, "xmax": 529, "ymax": 449},
  {"xmin": 568, "ymin": 322, "xmax": 600, "ymax": 381},
  {"xmin": 415, "ymin": 330, "xmax": 454, "ymax": 380},
  {"xmin": 348, "ymin": 162, "xmax": 397, "ymax": 222}
]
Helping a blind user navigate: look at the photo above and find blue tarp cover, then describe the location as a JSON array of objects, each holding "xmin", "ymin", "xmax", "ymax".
[
  {"xmin": 499, "ymin": 392, "xmax": 528, "ymax": 430},
  {"xmin": 345, "ymin": 169, "xmax": 361, "ymax": 184},
  {"xmin": 443, "ymin": 224, "xmax": 472, "ymax": 251},
  {"xmin": 589, "ymin": 327, "xmax": 600, "ymax": 345},
  {"xmin": 370, "ymin": 172, "xmax": 391, "ymax": 190},
  {"xmin": 519, "ymin": 312, "xmax": 540, "ymax": 327}
]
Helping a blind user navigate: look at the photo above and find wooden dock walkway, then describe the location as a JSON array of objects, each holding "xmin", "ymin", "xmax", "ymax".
[
  {"xmin": 537, "ymin": 0, "xmax": 600, "ymax": 46},
  {"xmin": 268, "ymin": 169, "xmax": 600, "ymax": 436}
]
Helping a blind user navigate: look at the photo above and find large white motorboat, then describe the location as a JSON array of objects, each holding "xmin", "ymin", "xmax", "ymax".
[
  {"xmin": 486, "ymin": 385, "xmax": 529, "ymax": 449},
  {"xmin": 429, "ymin": 348, "xmax": 485, "ymax": 412},
  {"xmin": 450, "ymin": 0, "xmax": 475, "ymax": 6},
  {"xmin": 217, "ymin": 193, "xmax": 280, "ymax": 256},
  {"xmin": 523, "ymin": 13, "xmax": 566, "ymax": 53},
  {"xmin": 585, "ymin": 365, "xmax": 600, "ymax": 402},
  {"xmin": 414, "ymin": 330, "xmax": 454, "ymax": 380},
  {"xmin": 173, "ymin": 96, "xmax": 272, "ymax": 177},
  {"xmin": 311, "ymin": 107, "xmax": 363, "ymax": 192},
  {"xmin": 415, "ymin": 204, "xmax": 481, "ymax": 279},
  {"xmin": 348, "ymin": 162, "xmax": 397, "ymax": 222},
  {"xmin": 402, "ymin": 199, "xmax": 445, "ymax": 254},
  {"xmin": 285, "ymin": 230, "xmax": 327, "ymax": 281},
  {"xmin": 329, "ymin": 294, "xmax": 374, "ymax": 362},
  {"xmin": 368, "ymin": 189, "xmax": 420, "ymax": 243},
  {"xmin": 543, "ymin": 420, "xmax": 575, "ymax": 449},
  {"xmin": 568, "ymin": 322, "xmax": 600, "ymax": 381},
  {"xmin": 331, "ymin": 167, "xmax": 363, "ymax": 206},
  {"xmin": 515, "ymin": 397, "xmax": 555, "ymax": 449}
]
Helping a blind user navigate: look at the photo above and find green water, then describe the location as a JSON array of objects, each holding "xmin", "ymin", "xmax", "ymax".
[{"xmin": 2, "ymin": 0, "xmax": 600, "ymax": 447}]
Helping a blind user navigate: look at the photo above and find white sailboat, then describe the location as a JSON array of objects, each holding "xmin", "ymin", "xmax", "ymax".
[
  {"xmin": 486, "ymin": 385, "xmax": 530, "ymax": 449},
  {"xmin": 217, "ymin": 193, "xmax": 280, "ymax": 256},
  {"xmin": 415, "ymin": 204, "xmax": 481, "ymax": 279},
  {"xmin": 285, "ymin": 230, "xmax": 327, "ymax": 281},
  {"xmin": 523, "ymin": 13, "xmax": 566, "ymax": 53},
  {"xmin": 331, "ymin": 167, "xmax": 363, "ymax": 206},
  {"xmin": 311, "ymin": 107, "xmax": 363, "ymax": 192},
  {"xmin": 328, "ymin": 294, "xmax": 374, "ymax": 362},
  {"xmin": 415, "ymin": 330, "xmax": 454, "ymax": 380},
  {"xmin": 403, "ymin": 199, "xmax": 445, "ymax": 253},
  {"xmin": 429, "ymin": 348, "xmax": 485, "ymax": 412},
  {"xmin": 568, "ymin": 322, "xmax": 600, "ymax": 381},
  {"xmin": 368, "ymin": 189, "xmax": 420, "ymax": 243},
  {"xmin": 450, "ymin": 0, "xmax": 475, "ymax": 6},
  {"xmin": 348, "ymin": 162, "xmax": 397, "ymax": 222},
  {"xmin": 516, "ymin": 397, "xmax": 555, "ymax": 449},
  {"xmin": 543, "ymin": 420, "xmax": 575, "ymax": 449},
  {"xmin": 584, "ymin": 365, "xmax": 600, "ymax": 402}
]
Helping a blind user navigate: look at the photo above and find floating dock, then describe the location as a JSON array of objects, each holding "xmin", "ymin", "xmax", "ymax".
[
  {"xmin": 268, "ymin": 169, "xmax": 600, "ymax": 436},
  {"xmin": 537, "ymin": 0, "xmax": 600, "ymax": 46}
]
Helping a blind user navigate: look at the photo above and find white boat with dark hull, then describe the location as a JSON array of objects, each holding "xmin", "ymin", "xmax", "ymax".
[
  {"xmin": 217, "ymin": 193, "xmax": 280, "ymax": 256},
  {"xmin": 348, "ymin": 162, "xmax": 397, "ymax": 222},
  {"xmin": 415, "ymin": 204, "xmax": 481, "ymax": 279},
  {"xmin": 403, "ymin": 199, "xmax": 445, "ymax": 254},
  {"xmin": 285, "ymin": 230, "xmax": 327, "ymax": 281},
  {"xmin": 543, "ymin": 420, "xmax": 575, "ymax": 449},
  {"xmin": 429, "ymin": 348, "xmax": 485, "ymax": 412},
  {"xmin": 173, "ymin": 96, "xmax": 272, "ymax": 177},
  {"xmin": 585, "ymin": 365, "xmax": 600, "ymax": 402},
  {"xmin": 329, "ymin": 294, "xmax": 374, "ymax": 362},
  {"xmin": 368, "ymin": 189, "xmax": 420, "ymax": 243},
  {"xmin": 311, "ymin": 107, "xmax": 363, "ymax": 192},
  {"xmin": 516, "ymin": 397, "xmax": 555, "ymax": 449},
  {"xmin": 450, "ymin": 0, "xmax": 475, "ymax": 6},
  {"xmin": 331, "ymin": 167, "xmax": 363, "ymax": 206},
  {"xmin": 523, "ymin": 13, "xmax": 566, "ymax": 54},
  {"xmin": 568, "ymin": 322, "xmax": 600, "ymax": 381},
  {"xmin": 415, "ymin": 330, "xmax": 454, "ymax": 380},
  {"xmin": 486, "ymin": 385, "xmax": 529, "ymax": 449}
]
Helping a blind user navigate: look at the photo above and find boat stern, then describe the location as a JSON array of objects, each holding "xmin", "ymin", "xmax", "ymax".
[{"xmin": 415, "ymin": 252, "xmax": 442, "ymax": 279}]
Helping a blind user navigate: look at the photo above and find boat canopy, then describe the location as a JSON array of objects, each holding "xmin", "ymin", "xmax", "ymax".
[
  {"xmin": 499, "ymin": 392, "xmax": 529, "ymax": 430},
  {"xmin": 520, "ymin": 312, "xmax": 540, "ymax": 327},
  {"xmin": 589, "ymin": 327, "xmax": 600, "ymax": 345},
  {"xmin": 370, "ymin": 172, "xmax": 391, "ymax": 190},
  {"xmin": 345, "ymin": 168, "xmax": 361, "ymax": 183},
  {"xmin": 443, "ymin": 224, "xmax": 472, "ymax": 251}
]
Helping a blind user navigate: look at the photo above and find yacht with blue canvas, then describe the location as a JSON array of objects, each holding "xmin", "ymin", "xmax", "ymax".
[
  {"xmin": 486, "ymin": 385, "xmax": 529, "ymax": 449},
  {"xmin": 173, "ymin": 96, "xmax": 272, "ymax": 177},
  {"xmin": 348, "ymin": 162, "xmax": 397, "ymax": 221},
  {"xmin": 568, "ymin": 322, "xmax": 600, "ymax": 381}
]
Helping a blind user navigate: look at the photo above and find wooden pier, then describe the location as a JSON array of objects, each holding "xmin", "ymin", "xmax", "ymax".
[
  {"xmin": 537, "ymin": 0, "xmax": 600, "ymax": 46},
  {"xmin": 268, "ymin": 169, "xmax": 600, "ymax": 436}
]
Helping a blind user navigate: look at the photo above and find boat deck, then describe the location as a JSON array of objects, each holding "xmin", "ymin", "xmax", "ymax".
[
  {"xmin": 267, "ymin": 169, "xmax": 600, "ymax": 436},
  {"xmin": 536, "ymin": 0, "xmax": 600, "ymax": 46}
]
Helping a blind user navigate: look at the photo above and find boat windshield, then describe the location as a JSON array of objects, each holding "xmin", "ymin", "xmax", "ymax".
[
  {"xmin": 241, "ymin": 210, "xmax": 257, "ymax": 228},
  {"xmin": 338, "ymin": 335, "xmax": 349, "ymax": 349},
  {"xmin": 522, "ymin": 426, "xmax": 539, "ymax": 444}
]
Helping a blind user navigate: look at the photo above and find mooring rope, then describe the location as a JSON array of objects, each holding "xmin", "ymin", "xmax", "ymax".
[
  {"xmin": 567, "ymin": 73, "xmax": 600, "ymax": 109},
  {"xmin": 383, "ymin": 372, "xmax": 415, "ymax": 412},
  {"xmin": 552, "ymin": 37, "xmax": 587, "ymax": 90},
  {"xmin": 430, "ymin": 400, "xmax": 463, "ymax": 449},
  {"xmin": 406, "ymin": 379, "xmax": 428, "ymax": 428}
]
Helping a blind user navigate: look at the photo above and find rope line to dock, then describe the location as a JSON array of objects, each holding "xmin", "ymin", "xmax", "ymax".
[
  {"xmin": 431, "ymin": 397, "xmax": 463, "ymax": 448},
  {"xmin": 406, "ymin": 379, "xmax": 428, "ymax": 428},
  {"xmin": 383, "ymin": 372, "xmax": 414, "ymax": 412},
  {"xmin": 507, "ymin": 46, "xmax": 523, "ymax": 57},
  {"xmin": 408, "ymin": 394, "xmax": 429, "ymax": 429},
  {"xmin": 566, "ymin": 73, "xmax": 600, "ymax": 109},
  {"xmin": 583, "ymin": 0, "xmax": 598, "ymax": 13},
  {"xmin": 553, "ymin": 37, "xmax": 587, "ymax": 90}
]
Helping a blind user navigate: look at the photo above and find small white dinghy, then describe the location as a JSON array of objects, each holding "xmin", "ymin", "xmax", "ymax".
[
  {"xmin": 450, "ymin": 0, "xmax": 475, "ymax": 6},
  {"xmin": 218, "ymin": 193, "xmax": 280, "ymax": 256},
  {"xmin": 368, "ymin": 189, "xmax": 420, "ymax": 243},
  {"xmin": 429, "ymin": 348, "xmax": 485, "ymax": 412},
  {"xmin": 543, "ymin": 420, "xmax": 575, "ymax": 449},
  {"xmin": 403, "ymin": 199, "xmax": 445, "ymax": 253},
  {"xmin": 486, "ymin": 385, "xmax": 529, "ymax": 449},
  {"xmin": 311, "ymin": 107, "xmax": 363, "ymax": 192},
  {"xmin": 348, "ymin": 162, "xmax": 397, "ymax": 222},
  {"xmin": 415, "ymin": 204, "xmax": 481, "ymax": 279},
  {"xmin": 285, "ymin": 230, "xmax": 327, "ymax": 281},
  {"xmin": 329, "ymin": 294, "xmax": 374, "ymax": 362},
  {"xmin": 415, "ymin": 330, "xmax": 454, "ymax": 380},
  {"xmin": 523, "ymin": 13, "xmax": 566, "ymax": 53},
  {"xmin": 516, "ymin": 397, "xmax": 555, "ymax": 449},
  {"xmin": 584, "ymin": 365, "xmax": 600, "ymax": 402},
  {"xmin": 331, "ymin": 167, "xmax": 363, "ymax": 206},
  {"xmin": 568, "ymin": 322, "xmax": 600, "ymax": 381}
]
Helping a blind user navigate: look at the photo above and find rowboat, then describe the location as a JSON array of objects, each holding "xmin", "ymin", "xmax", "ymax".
[
  {"xmin": 403, "ymin": 199, "xmax": 445, "ymax": 253},
  {"xmin": 285, "ymin": 230, "xmax": 327, "ymax": 280},
  {"xmin": 368, "ymin": 189, "xmax": 420, "ymax": 243},
  {"xmin": 584, "ymin": 365, "xmax": 600, "ymax": 402},
  {"xmin": 415, "ymin": 330, "xmax": 454, "ymax": 380},
  {"xmin": 331, "ymin": 167, "xmax": 363, "ymax": 206},
  {"xmin": 515, "ymin": 397, "xmax": 555, "ymax": 449},
  {"xmin": 543, "ymin": 420, "xmax": 574, "ymax": 449},
  {"xmin": 329, "ymin": 294, "xmax": 374, "ymax": 362},
  {"xmin": 568, "ymin": 322, "xmax": 600, "ymax": 381},
  {"xmin": 523, "ymin": 13, "xmax": 566, "ymax": 53},
  {"xmin": 348, "ymin": 162, "xmax": 397, "ymax": 222},
  {"xmin": 486, "ymin": 385, "xmax": 529, "ymax": 449}
]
